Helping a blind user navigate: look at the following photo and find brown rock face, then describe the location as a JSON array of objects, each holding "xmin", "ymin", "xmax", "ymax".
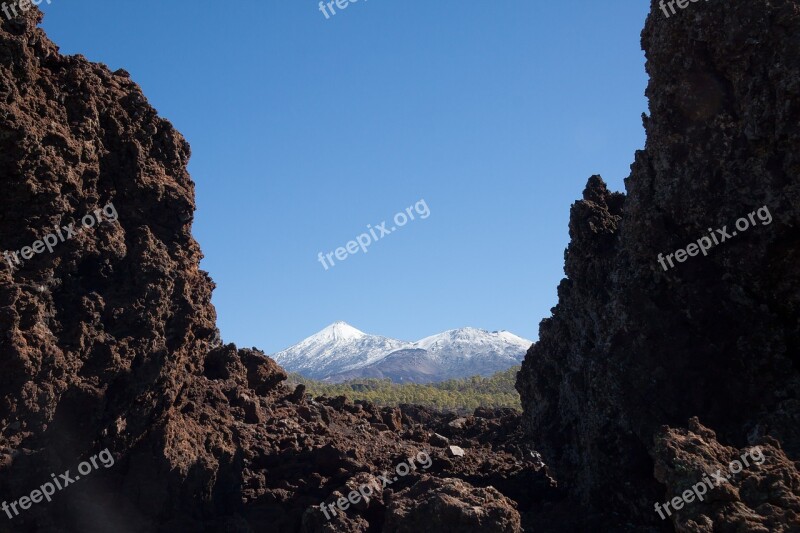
[
  {"xmin": 516, "ymin": 0, "xmax": 800, "ymax": 528},
  {"xmin": 0, "ymin": 5, "xmax": 223, "ymax": 532},
  {"xmin": 383, "ymin": 476, "xmax": 522, "ymax": 533},
  {"xmin": 0, "ymin": 8, "xmax": 554, "ymax": 532},
  {"xmin": 651, "ymin": 418, "xmax": 800, "ymax": 532}
]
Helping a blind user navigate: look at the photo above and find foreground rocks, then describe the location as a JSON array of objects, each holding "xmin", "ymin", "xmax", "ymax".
[
  {"xmin": 651, "ymin": 418, "xmax": 800, "ymax": 532},
  {"xmin": 517, "ymin": 0, "xmax": 800, "ymax": 529},
  {"xmin": 383, "ymin": 477, "xmax": 522, "ymax": 533}
]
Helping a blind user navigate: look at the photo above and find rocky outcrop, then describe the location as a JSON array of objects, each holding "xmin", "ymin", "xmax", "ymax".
[
  {"xmin": 651, "ymin": 418, "xmax": 800, "ymax": 532},
  {"xmin": 517, "ymin": 0, "xmax": 800, "ymax": 528},
  {"xmin": 0, "ymin": 7, "xmax": 556, "ymax": 532},
  {"xmin": 383, "ymin": 477, "xmax": 522, "ymax": 533}
]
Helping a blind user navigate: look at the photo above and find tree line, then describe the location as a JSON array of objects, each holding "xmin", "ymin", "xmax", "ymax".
[{"xmin": 287, "ymin": 366, "xmax": 522, "ymax": 413}]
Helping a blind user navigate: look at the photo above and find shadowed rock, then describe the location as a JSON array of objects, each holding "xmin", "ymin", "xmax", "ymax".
[{"xmin": 517, "ymin": 0, "xmax": 800, "ymax": 528}]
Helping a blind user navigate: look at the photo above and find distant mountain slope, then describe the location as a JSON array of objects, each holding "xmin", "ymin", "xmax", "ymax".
[
  {"xmin": 327, "ymin": 349, "xmax": 445, "ymax": 383},
  {"xmin": 272, "ymin": 322, "xmax": 533, "ymax": 382},
  {"xmin": 413, "ymin": 327, "xmax": 532, "ymax": 374},
  {"xmin": 271, "ymin": 321, "xmax": 410, "ymax": 379}
]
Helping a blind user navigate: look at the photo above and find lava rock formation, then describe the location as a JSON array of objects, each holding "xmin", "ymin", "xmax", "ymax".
[{"xmin": 517, "ymin": 0, "xmax": 800, "ymax": 529}]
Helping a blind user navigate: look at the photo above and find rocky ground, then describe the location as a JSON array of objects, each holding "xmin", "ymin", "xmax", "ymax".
[{"xmin": 1, "ymin": 0, "xmax": 799, "ymax": 531}]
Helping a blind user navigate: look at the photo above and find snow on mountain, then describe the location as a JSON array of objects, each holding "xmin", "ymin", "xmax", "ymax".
[
  {"xmin": 414, "ymin": 327, "xmax": 532, "ymax": 364},
  {"xmin": 271, "ymin": 322, "xmax": 533, "ymax": 382},
  {"xmin": 325, "ymin": 349, "xmax": 445, "ymax": 383},
  {"xmin": 271, "ymin": 321, "xmax": 411, "ymax": 379}
]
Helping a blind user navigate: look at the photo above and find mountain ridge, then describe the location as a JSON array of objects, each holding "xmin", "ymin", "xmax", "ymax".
[{"xmin": 272, "ymin": 322, "xmax": 533, "ymax": 382}]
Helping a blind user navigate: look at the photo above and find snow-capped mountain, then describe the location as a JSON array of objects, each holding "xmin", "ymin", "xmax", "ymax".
[
  {"xmin": 415, "ymin": 327, "xmax": 532, "ymax": 368},
  {"xmin": 271, "ymin": 322, "xmax": 533, "ymax": 382},
  {"xmin": 271, "ymin": 322, "xmax": 410, "ymax": 379}
]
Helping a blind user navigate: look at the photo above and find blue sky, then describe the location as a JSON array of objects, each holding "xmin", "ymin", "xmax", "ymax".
[{"xmin": 40, "ymin": 0, "xmax": 650, "ymax": 353}]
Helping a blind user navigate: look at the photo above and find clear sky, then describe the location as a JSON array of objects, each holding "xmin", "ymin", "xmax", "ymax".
[{"xmin": 39, "ymin": 0, "xmax": 650, "ymax": 353}]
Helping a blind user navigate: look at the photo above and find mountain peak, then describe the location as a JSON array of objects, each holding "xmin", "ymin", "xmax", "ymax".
[
  {"xmin": 319, "ymin": 321, "xmax": 365, "ymax": 342},
  {"xmin": 414, "ymin": 328, "xmax": 532, "ymax": 354},
  {"xmin": 273, "ymin": 322, "xmax": 407, "ymax": 379}
]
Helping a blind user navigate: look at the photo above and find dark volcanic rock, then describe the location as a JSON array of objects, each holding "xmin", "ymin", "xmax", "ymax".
[
  {"xmin": 651, "ymin": 418, "xmax": 800, "ymax": 532},
  {"xmin": 0, "ymin": 6, "xmax": 555, "ymax": 533},
  {"xmin": 517, "ymin": 0, "xmax": 800, "ymax": 529},
  {"xmin": 383, "ymin": 476, "xmax": 522, "ymax": 533}
]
